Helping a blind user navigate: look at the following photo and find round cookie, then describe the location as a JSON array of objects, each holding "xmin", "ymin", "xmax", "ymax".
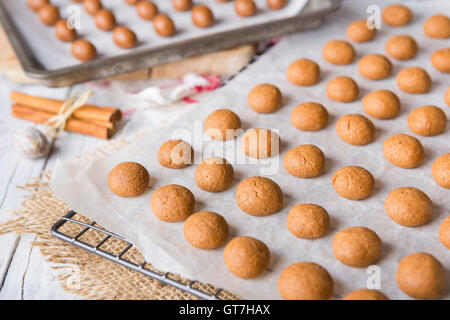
[
  {"xmin": 158, "ymin": 139, "xmax": 194, "ymax": 169},
  {"xmin": 194, "ymin": 157, "xmax": 234, "ymax": 192},
  {"xmin": 396, "ymin": 67, "xmax": 432, "ymax": 94},
  {"xmin": 55, "ymin": 19, "xmax": 77, "ymax": 42},
  {"xmin": 287, "ymin": 204, "xmax": 330, "ymax": 239},
  {"xmin": 83, "ymin": 0, "xmax": 102, "ymax": 16},
  {"xmin": 38, "ymin": 4, "xmax": 60, "ymax": 26},
  {"xmin": 382, "ymin": 134, "xmax": 425, "ymax": 168},
  {"xmin": 343, "ymin": 289, "xmax": 388, "ymax": 300},
  {"xmin": 278, "ymin": 262, "xmax": 333, "ymax": 300},
  {"xmin": 224, "ymin": 236, "xmax": 270, "ymax": 279},
  {"xmin": 27, "ymin": 0, "xmax": 49, "ymax": 11},
  {"xmin": 286, "ymin": 59, "xmax": 320, "ymax": 86},
  {"xmin": 358, "ymin": 54, "xmax": 392, "ymax": 80},
  {"xmin": 382, "ymin": 4, "xmax": 412, "ymax": 26},
  {"xmin": 124, "ymin": 0, "xmax": 139, "ymax": 5},
  {"xmin": 322, "ymin": 40, "xmax": 355, "ymax": 65},
  {"xmin": 191, "ymin": 5, "xmax": 214, "ymax": 28},
  {"xmin": 242, "ymin": 128, "xmax": 279, "ymax": 159},
  {"xmin": 424, "ymin": 14, "xmax": 450, "ymax": 39},
  {"xmin": 267, "ymin": 0, "xmax": 286, "ymax": 10},
  {"xmin": 362, "ymin": 90, "xmax": 401, "ymax": 119},
  {"xmin": 326, "ymin": 76, "xmax": 359, "ymax": 102},
  {"xmin": 336, "ymin": 114, "xmax": 375, "ymax": 146},
  {"xmin": 234, "ymin": 0, "xmax": 256, "ymax": 17},
  {"xmin": 331, "ymin": 166, "xmax": 375, "ymax": 200},
  {"xmin": 333, "ymin": 227, "xmax": 382, "ymax": 268},
  {"xmin": 346, "ymin": 20, "xmax": 376, "ymax": 42},
  {"xmin": 446, "ymin": 87, "xmax": 450, "ymax": 106},
  {"xmin": 150, "ymin": 184, "xmax": 195, "ymax": 222},
  {"xmin": 153, "ymin": 14, "xmax": 176, "ymax": 37},
  {"xmin": 385, "ymin": 187, "xmax": 433, "ymax": 227},
  {"xmin": 113, "ymin": 26, "xmax": 137, "ymax": 49},
  {"xmin": 431, "ymin": 48, "xmax": 450, "ymax": 73},
  {"xmin": 396, "ymin": 252, "xmax": 445, "ymax": 299},
  {"xmin": 236, "ymin": 176, "xmax": 283, "ymax": 216},
  {"xmin": 247, "ymin": 84, "xmax": 282, "ymax": 114},
  {"xmin": 408, "ymin": 105, "xmax": 447, "ymax": 136},
  {"xmin": 204, "ymin": 109, "xmax": 241, "ymax": 140},
  {"xmin": 137, "ymin": 1, "xmax": 158, "ymax": 20},
  {"xmin": 385, "ymin": 35, "xmax": 418, "ymax": 60},
  {"xmin": 290, "ymin": 102, "xmax": 329, "ymax": 131},
  {"xmin": 432, "ymin": 153, "xmax": 450, "ymax": 189},
  {"xmin": 172, "ymin": 0, "xmax": 191, "ymax": 11},
  {"xmin": 95, "ymin": 9, "xmax": 116, "ymax": 31},
  {"xmin": 183, "ymin": 211, "xmax": 229, "ymax": 249},
  {"xmin": 283, "ymin": 144, "xmax": 325, "ymax": 178},
  {"xmin": 108, "ymin": 162, "xmax": 150, "ymax": 197},
  {"xmin": 71, "ymin": 39, "xmax": 97, "ymax": 62},
  {"xmin": 439, "ymin": 216, "xmax": 450, "ymax": 249}
]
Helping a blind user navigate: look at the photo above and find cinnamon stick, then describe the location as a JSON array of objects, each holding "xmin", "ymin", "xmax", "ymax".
[
  {"xmin": 10, "ymin": 91, "xmax": 122, "ymax": 123},
  {"xmin": 12, "ymin": 104, "xmax": 115, "ymax": 140}
]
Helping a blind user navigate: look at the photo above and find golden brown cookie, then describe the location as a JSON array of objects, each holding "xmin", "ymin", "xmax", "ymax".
[
  {"xmin": 95, "ymin": 9, "xmax": 116, "ymax": 31},
  {"xmin": 153, "ymin": 14, "xmax": 176, "ymax": 37},
  {"xmin": 108, "ymin": 162, "xmax": 150, "ymax": 197},
  {"xmin": 331, "ymin": 166, "xmax": 375, "ymax": 200},
  {"xmin": 382, "ymin": 4, "xmax": 412, "ymax": 26},
  {"xmin": 267, "ymin": 0, "xmax": 286, "ymax": 10},
  {"xmin": 172, "ymin": 0, "xmax": 191, "ymax": 11},
  {"xmin": 204, "ymin": 109, "xmax": 241, "ymax": 140},
  {"xmin": 150, "ymin": 184, "xmax": 195, "ymax": 222},
  {"xmin": 424, "ymin": 14, "xmax": 450, "ymax": 39},
  {"xmin": 137, "ymin": 1, "xmax": 158, "ymax": 20},
  {"xmin": 326, "ymin": 76, "xmax": 359, "ymax": 102},
  {"xmin": 358, "ymin": 54, "xmax": 392, "ymax": 80},
  {"xmin": 346, "ymin": 20, "xmax": 376, "ymax": 42},
  {"xmin": 396, "ymin": 67, "xmax": 432, "ymax": 94},
  {"xmin": 242, "ymin": 128, "xmax": 279, "ymax": 158},
  {"xmin": 432, "ymin": 153, "xmax": 450, "ymax": 189},
  {"xmin": 224, "ymin": 236, "xmax": 270, "ymax": 279},
  {"xmin": 439, "ymin": 216, "xmax": 450, "ymax": 249},
  {"xmin": 236, "ymin": 176, "xmax": 283, "ymax": 216},
  {"xmin": 362, "ymin": 90, "xmax": 401, "ymax": 119},
  {"xmin": 158, "ymin": 139, "xmax": 194, "ymax": 169},
  {"xmin": 382, "ymin": 134, "xmax": 425, "ymax": 168},
  {"xmin": 336, "ymin": 114, "xmax": 375, "ymax": 146},
  {"xmin": 343, "ymin": 289, "xmax": 388, "ymax": 300},
  {"xmin": 183, "ymin": 211, "xmax": 229, "ymax": 249},
  {"xmin": 290, "ymin": 102, "xmax": 329, "ymax": 131},
  {"xmin": 431, "ymin": 48, "xmax": 450, "ymax": 73},
  {"xmin": 27, "ymin": 0, "xmax": 49, "ymax": 11},
  {"xmin": 287, "ymin": 204, "xmax": 330, "ymax": 239},
  {"xmin": 385, "ymin": 35, "xmax": 418, "ymax": 60},
  {"xmin": 333, "ymin": 227, "xmax": 382, "ymax": 268},
  {"xmin": 194, "ymin": 157, "xmax": 234, "ymax": 192},
  {"xmin": 247, "ymin": 84, "xmax": 282, "ymax": 113},
  {"xmin": 446, "ymin": 87, "xmax": 450, "ymax": 106},
  {"xmin": 385, "ymin": 187, "xmax": 433, "ymax": 227},
  {"xmin": 113, "ymin": 26, "xmax": 137, "ymax": 49},
  {"xmin": 396, "ymin": 252, "xmax": 445, "ymax": 299},
  {"xmin": 322, "ymin": 40, "xmax": 355, "ymax": 65},
  {"xmin": 408, "ymin": 105, "xmax": 447, "ymax": 136},
  {"xmin": 71, "ymin": 39, "xmax": 97, "ymax": 62},
  {"xmin": 38, "ymin": 4, "xmax": 60, "ymax": 26},
  {"xmin": 278, "ymin": 262, "xmax": 333, "ymax": 300},
  {"xmin": 283, "ymin": 145, "xmax": 325, "ymax": 178},
  {"xmin": 83, "ymin": 0, "xmax": 102, "ymax": 16},
  {"xmin": 191, "ymin": 5, "xmax": 214, "ymax": 28},
  {"xmin": 55, "ymin": 19, "xmax": 77, "ymax": 42},
  {"xmin": 286, "ymin": 59, "xmax": 320, "ymax": 86},
  {"xmin": 234, "ymin": 0, "xmax": 256, "ymax": 17}
]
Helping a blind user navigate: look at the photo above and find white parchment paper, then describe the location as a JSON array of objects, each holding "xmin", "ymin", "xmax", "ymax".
[
  {"xmin": 51, "ymin": 0, "xmax": 449, "ymax": 300},
  {"xmin": 3, "ymin": 0, "xmax": 308, "ymax": 70}
]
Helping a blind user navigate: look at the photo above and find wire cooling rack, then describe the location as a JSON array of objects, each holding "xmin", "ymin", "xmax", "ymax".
[{"xmin": 51, "ymin": 210, "xmax": 224, "ymax": 300}]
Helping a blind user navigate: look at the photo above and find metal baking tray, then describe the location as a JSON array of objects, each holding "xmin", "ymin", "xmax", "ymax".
[{"xmin": 0, "ymin": 0, "xmax": 340, "ymax": 87}]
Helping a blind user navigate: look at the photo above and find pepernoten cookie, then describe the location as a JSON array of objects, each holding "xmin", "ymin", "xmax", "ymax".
[
  {"xmin": 322, "ymin": 40, "xmax": 355, "ymax": 65},
  {"xmin": 204, "ymin": 109, "xmax": 241, "ymax": 140},
  {"xmin": 278, "ymin": 262, "xmax": 333, "ymax": 300},
  {"xmin": 236, "ymin": 176, "xmax": 283, "ymax": 216},
  {"xmin": 247, "ymin": 84, "xmax": 282, "ymax": 114},
  {"xmin": 108, "ymin": 162, "xmax": 150, "ymax": 197},
  {"xmin": 385, "ymin": 35, "xmax": 417, "ymax": 60},
  {"xmin": 408, "ymin": 105, "xmax": 447, "ymax": 136},
  {"xmin": 346, "ymin": 20, "xmax": 376, "ymax": 42},
  {"xmin": 385, "ymin": 187, "xmax": 433, "ymax": 227},
  {"xmin": 183, "ymin": 211, "xmax": 229, "ymax": 249},
  {"xmin": 283, "ymin": 144, "xmax": 325, "ymax": 178},
  {"xmin": 431, "ymin": 48, "xmax": 450, "ymax": 73},
  {"xmin": 224, "ymin": 236, "xmax": 270, "ymax": 279},
  {"xmin": 446, "ymin": 87, "xmax": 450, "ymax": 106},
  {"xmin": 287, "ymin": 204, "xmax": 329, "ymax": 239},
  {"xmin": 326, "ymin": 76, "xmax": 359, "ymax": 102},
  {"xmin": 336, "ymin": 114, "xmax": 375, "ymax": 146},
  {"xmin": 396, "ymin": 67, "xmax": 431, "ymax": 94},
  {"xmin": 158, "ymin": 139, "xmax": 194, "ymax": 169},
  {"xmin": 358, "ymin": 54, "xmax": 392, "ymax": 80},
  {"xmin": 382, "ymin": 4, "xmax": 412, "ymax": 26},
  {"xmin": 194, "ymin": 157, "xmax": 234, "ymax": 192},
  {"xmin": 343, "ymin": 289, "xmax": 388, "ymax": 300},
  {"xmin": 332, "ymin": 227, "xmax": 382, "ymax": 268},
  {"xmin": 397, "ymin": 252, "xmax": 445, "ymax": 299},
  {"xmin": 331, "ymin": 166, "xmax": 375, "ymax": 200},
  {"xmin": 383, "ymin": 134, "xmax": 424, "ymax": 168},
  {"xmin": 432, "ymin": 153, "xmax": 450, "ymax": 189},
  {"xmin": 242, "ymin": 128, "xmax": 279, "ymax": 158},
  {"xmin": 439, "ymin": 216, "xmax": 450, "ymax": 249},
  {"xmin": 290, "ymin": 102, "xmax": 329, "ymax": 131},
  {"xmin": 362, "ymin": 90, "xmax": 401, "ymax": 119},
  {"xmin": 287, "ymin": 59, "xmax": 320, "ymax": 86},
  {"xmin": 150, "ymin": 184, "xmax": 195, "ymax": 222},
  {"xmin": 424, "ymin": 14, "xmax": 450, "ymax": 39}
]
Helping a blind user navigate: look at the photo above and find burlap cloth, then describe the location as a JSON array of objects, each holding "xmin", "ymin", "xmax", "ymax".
[{"xmin": 0, "ymin": 137, "xmax": 239, "ymax": 300}]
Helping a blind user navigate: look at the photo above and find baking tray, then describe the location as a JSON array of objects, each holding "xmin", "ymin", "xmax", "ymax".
[{"xmin": 0, "ymin": 0, "xmax": 340, "ymax": 87}]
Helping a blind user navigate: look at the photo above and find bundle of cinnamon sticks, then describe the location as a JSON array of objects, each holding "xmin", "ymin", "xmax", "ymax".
[{"xmin": 10, "ymin": 91, "xmax": 122, "ymax": 140}]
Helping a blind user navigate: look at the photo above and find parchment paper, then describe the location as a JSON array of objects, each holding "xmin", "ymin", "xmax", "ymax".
[
  {"xmin": 51, "ymin": 0, "xmax": 450, "ymax": 300},
  {"xmin": 3, "ymin": 0, "xmax": 308, "ymax": 70}
]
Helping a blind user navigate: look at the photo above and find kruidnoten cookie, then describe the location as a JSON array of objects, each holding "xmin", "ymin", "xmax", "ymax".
[
  {"xmin": 408, "ymin": 105, "xmax": 447, "ymax": 136},
  {"xmin": 386, "ymin": 35, "xmax": 417, "ymax": 60},
  {"xmin": 396, "ymin": 67, "xmax": 431, "ymax": 94},
  {"xmin": 336, "ymin": 114, "xmax": 375, "ymax": 146},
  {"xmin": 242, "ymin": 128, "xmax": 279, "ymax": 158},
  {"xmin": 346, "ymin": 20, "xmax": 376, "ymax": 42},
  {"xmin": 432, "ymin": 153, "xmax": 450, "ymax": 189},
  {"xmin": 108, "ymin": 162, "xmax": 150, "ymax": 197},
  {"xmin": 331, "ymin": 166, "xmax": 375, "ymax": 200},
  {"xmin": 290, "ymin": 102, "xmax": 329, "ymax": 131},
  {"xmin": 358, "ymin": 54, "xmax": 392, "ymax": 80},
  {"xmin": 326, "ymin": 76, "xmax": 359, "ymax": 102},
  {"xmin": 431, "ymin": 48, "xmax": 450, "ymax": 73},
  {"xmin": 247, "ymin": 84, "xmax": 282, "ymax": 114},
  {"xmin": 382, "ymin": 4, "xmax": 412, "ymax": 26},
  {"xmin": 424, "ymin": 14, "xmax": 450, "ymax": 39},
  {"xmin": 322, "ymin": 40, "xmax": 355, "ymax": 65},
  {"xmin": 343, "ymin": 289, "xmax": 388, "ymax": 300},
  {"xmin": 362, "ymin": 90, "xmax": 401, "ymax": 119},
  {"xmin": 194, "ymin": 157, "xmax": 234, "ymax": 192},
  {"xmin": 283, "ymin": 145, "xmax": 325, "ymax": 178},
  {"xmin": 184, "ymin": 211, "xmax": 229, "ymax": 249},
  {"xmin": 287, "ymin": 204, "xmax": 330, "ymax": 239},
  {"xmin": 158, "ymin": 139, "xmax": 194, "ymax": 169},
  {"xmin": 204, "ymin": 109, "xmax": 241, "ymax": 140},
  {"xmin": 382, "ymin": 134, "xmax": 424, "ymax": 168},
  {"xmin": 439, "ymin": 216, "xmax": 450, "ymax": 249},
  {"xmin": 150, "ymin": 184, "xmax": 195, "ymax": 222},
  {"xmin": 287, "ymin": 59, "xmax": 320, "ymax": 86}
]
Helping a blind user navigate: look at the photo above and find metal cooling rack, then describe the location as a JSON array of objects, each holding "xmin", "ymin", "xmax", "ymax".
[{"xmin": 51, "ymin": 210, "xmax": 223, "ymax": 300}]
